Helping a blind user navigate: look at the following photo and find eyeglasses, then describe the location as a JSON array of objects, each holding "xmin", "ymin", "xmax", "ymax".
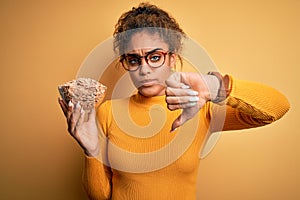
[{"xmin": 120, "ymin": 49, "xmax": 171, "ymax": 72}]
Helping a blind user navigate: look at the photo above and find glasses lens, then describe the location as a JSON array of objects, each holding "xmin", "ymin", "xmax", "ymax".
[
  {"xmin": 123, "ymin": 55, "xmax": 140, "ymax": 71},
  {"xmin": 147, "ymin": 52, "xmax": 165, "ymax": 68}
]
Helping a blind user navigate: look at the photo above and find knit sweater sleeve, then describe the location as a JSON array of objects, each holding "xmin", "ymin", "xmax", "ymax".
[
  {"xmin": 82, "ymin": 101, "xmax": 112, "ymax": 200},
  {"xmin": 82, "ymin": 157, "xmax": 112, "ymax": 200},
  {"xmin": 209, "ymin": 75, "xmax": 290, "ymax": 132}
]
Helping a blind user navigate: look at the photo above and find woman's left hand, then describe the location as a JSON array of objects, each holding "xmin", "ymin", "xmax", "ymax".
[{"xmin": 165, "ymin": 72, "xmax": 219, "ymax": 132}]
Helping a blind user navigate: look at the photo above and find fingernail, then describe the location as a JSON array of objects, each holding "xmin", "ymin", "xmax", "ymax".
[
  {"xmin": 80, "ymin": 107, "xmax": 84, "ymax": 113},
  {"xmin": 187, "ymin": 90, "xmax": 199, "ymax": 96},
  {"xmin": 189, "ymin": 96, "xmax": 199, "ymax": 102},
  {"xmin": 189, "ymin": 102, "xmax": 197, "ymax": 106},
  {"xmin": 76, "ymin": 102, "xmax": 80, "ymax": 108},
  {"xmin": 68, "ymin": 101, "xmax": 73, "ymax": 107},
  {"xmin": 181, "ymin": 85, "xmax": 190, "ymax": 89},
  {"xmin": 170, "ymin": 127, "xmax": 177, "ymax": 133}
]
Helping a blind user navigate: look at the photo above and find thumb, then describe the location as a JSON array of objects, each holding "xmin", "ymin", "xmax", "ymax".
[{"xmin": 170, "ymin": 110, "xmax": 190, "ymax": 132}]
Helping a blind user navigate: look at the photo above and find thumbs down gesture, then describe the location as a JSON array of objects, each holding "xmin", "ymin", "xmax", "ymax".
[{"xmin": 165, "ymin": 72, "xmax": 219, "ymax": 132}]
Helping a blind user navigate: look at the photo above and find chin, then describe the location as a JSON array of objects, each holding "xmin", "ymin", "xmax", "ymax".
[{"xmin": 138, "ymin": 85, "xmax": 165, "ymax": 97}]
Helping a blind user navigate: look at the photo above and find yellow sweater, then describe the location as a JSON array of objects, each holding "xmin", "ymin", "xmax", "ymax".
[{"xmin": 82, "ymin": 76, "xmax": 290, "ymax": 200}]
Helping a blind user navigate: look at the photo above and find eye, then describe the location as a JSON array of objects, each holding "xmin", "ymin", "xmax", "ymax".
[
  {"xmin": 149, "ymin": 53, "xmax": 162, "ymax": 63},
  {"xmin": 126, "ymin": 56, "xmax": 139, "ymax": 65}
]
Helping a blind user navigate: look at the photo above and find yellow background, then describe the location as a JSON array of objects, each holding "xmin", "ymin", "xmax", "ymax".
[{"xmin": 1, "ymin": 0, "xmax": 299, "ymax": 199}]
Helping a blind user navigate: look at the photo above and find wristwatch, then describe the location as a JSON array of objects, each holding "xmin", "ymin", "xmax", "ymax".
[{"xmin": 207, "ymin": 72, "xmax": 231, "ymax": 103}]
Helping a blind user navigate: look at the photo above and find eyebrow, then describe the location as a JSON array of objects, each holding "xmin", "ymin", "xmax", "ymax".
[{"xmin": 125, "ymin": 48, "xmax": 164, "ymax": 56}]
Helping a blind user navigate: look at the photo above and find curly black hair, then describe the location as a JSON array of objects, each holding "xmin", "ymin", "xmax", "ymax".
[{"xmin": 113, "ymin": 2, "xmax": 186, "ymax": 56}]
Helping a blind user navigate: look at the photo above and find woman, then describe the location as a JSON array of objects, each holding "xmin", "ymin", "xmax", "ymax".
[{"xmin": 59, "ymin": 3, "xmax": 290, "ymax": 200}]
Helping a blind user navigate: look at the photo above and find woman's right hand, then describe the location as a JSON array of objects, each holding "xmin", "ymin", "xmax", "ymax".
[{"xmin": 58, "ymin": 98, "xmax": 100, "ymax": 157}]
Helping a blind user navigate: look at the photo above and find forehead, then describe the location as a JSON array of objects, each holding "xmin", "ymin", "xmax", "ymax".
[{"xmin": 125, "ymin": 31, "xmax": 169, "ymax": 53}]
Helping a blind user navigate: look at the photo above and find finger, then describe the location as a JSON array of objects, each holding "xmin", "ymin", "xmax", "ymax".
[
  {"xmin": 170, "ymin": 109, "xmax": 193, "ymax": 132},
  {"xmin": 166, "ymin": 80, "xmax": 189, "ymax": 89},
  {"xmin": 165, "ymin": 87, "xmax": 198, "ymax": 96},
  {"xmin": 167, "ymin": 102, "xmax": 197, "ymax": 111},
  {"xmin": 58, "ymin": 98, "xmax": 68, "ymax": 117},
  {"xmin": 170, "ymin": 113, "xmax": 188, "ymax": 133},
  {"xmin": 166, "ymin": 72, "xmax": 189, "ymax": 89},
  {"xmin": 87, "ymin": 108, "xmax": 96, "ymax": 123},
  {"xmin": 69, "ymin": 102, "xmax": 82, "ymax": 134},
  {"xmin": 73, "ymin": 108, "xmax": 85, "ymax": 137},
  {"xmin": 59, "ymin": 97, "xmax": 68, "ymax": 107},
  {"xmin": 67, "ymin": 101, "xmax": 74, "ymax": 120},
  {"xmin": 166, "ymin": 95, "xmax": 199, "ymax": 105}
]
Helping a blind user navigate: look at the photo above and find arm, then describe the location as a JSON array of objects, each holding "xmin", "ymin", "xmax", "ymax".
[
  {"xmin": 211, "ymin": 75, "xmax": 290, "ymax": 131},
  {"xmin": 58, "ymin": 99, "xmax": 112, "ymax": 199},
  {"xmin": 82, "ymin": 101, "xmax": 113, "ymax": 200},
  {"xmin": 165, "ymin": 72, "xmax": 290, "ymax": 131},
  {"xmin": 82, "ymin": 156, "xmax": 112, "ymax": 200}
]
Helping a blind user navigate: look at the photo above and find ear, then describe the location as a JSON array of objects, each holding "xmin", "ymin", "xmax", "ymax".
[{"xmin": 169, "ymin": 53, "xmax": 177, "ymax": 69}]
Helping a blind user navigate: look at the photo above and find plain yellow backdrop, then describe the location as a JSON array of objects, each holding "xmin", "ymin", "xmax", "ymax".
[{"xmin": 0, "ymin": 0, "xmax": 299, "ymax": 199}]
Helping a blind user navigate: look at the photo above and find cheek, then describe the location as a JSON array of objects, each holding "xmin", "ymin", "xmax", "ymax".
[
  {"xmin": 129, "ymin": 72, "xmax": 139, "ymax": 86},
  {"xmin": 157, "ymin": 66, "xmax": 172, "ymax": 81}
]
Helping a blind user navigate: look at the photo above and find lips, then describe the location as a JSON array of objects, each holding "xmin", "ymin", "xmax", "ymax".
[{"xmin": 140, "ymin": 79, "xmax": 158, "ymax": 87}]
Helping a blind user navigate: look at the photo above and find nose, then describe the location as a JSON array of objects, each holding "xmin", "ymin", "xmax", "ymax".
[{"xmin": 139, "ymin": 58, "xmax": 151, "ymax": 75}]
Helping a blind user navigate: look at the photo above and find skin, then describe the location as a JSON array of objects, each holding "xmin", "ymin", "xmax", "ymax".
[
  {"xmin": 125, "ymin": 31, "xmax": 176, "ymax": 97},
  {"xmin": 58, "ymin": 31, "xmax": 219, "ymax": 156}
]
